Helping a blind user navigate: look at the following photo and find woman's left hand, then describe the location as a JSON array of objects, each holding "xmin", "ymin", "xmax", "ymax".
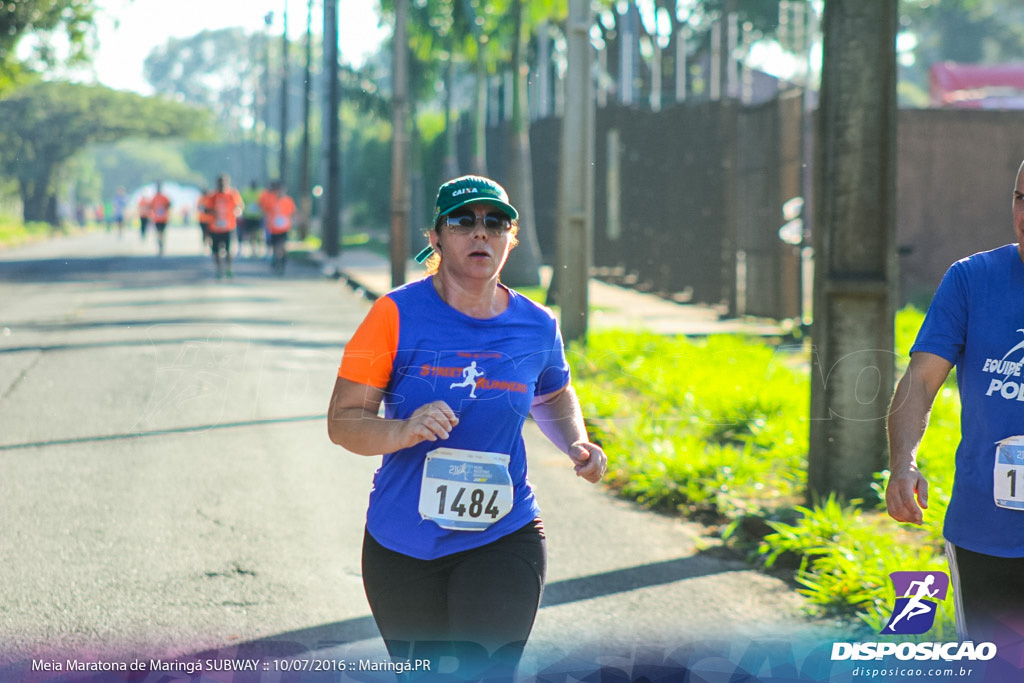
[{"xmin": 568, "ymin": 441, "xmax": 607, "ymax": 483}]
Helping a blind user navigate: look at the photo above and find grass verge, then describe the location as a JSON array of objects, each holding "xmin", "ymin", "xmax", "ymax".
[
  {"xmin": 564, "ymin": 308, "xmax": 958, "ymax": 637},
  {"xmin": 0, "ymin": 216, "xmax": 61, "ymax": 248}
]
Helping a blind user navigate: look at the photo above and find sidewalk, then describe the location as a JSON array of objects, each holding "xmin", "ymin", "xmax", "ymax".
[{"xmin": 316, "ymin": 247, "xmax": 793, "ymax": 337}]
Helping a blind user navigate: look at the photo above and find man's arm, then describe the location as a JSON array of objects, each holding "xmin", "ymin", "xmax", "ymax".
[{"xmin": 885, "ymin": 351, "xmax": 954, "ymax": 524}]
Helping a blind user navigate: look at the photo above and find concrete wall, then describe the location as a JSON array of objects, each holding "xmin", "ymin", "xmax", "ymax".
[{"xmin": 897, "ymin": 109, "xmax": 1024, "ymax": 306}]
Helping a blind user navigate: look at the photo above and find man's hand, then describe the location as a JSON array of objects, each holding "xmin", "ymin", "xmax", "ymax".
[{"xmin": 886, "ymin": 465, "xmax": 929, "ymax": 525}]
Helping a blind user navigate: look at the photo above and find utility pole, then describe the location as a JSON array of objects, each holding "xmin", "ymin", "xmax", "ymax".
[
  {"xmin": 808, "ymin": 0, "xmax": 898, "ymax": 500},
  {"xmin": 463, "ymin": 0, "xmax": 487, "ymax": 175},
  {"xmin": 263, "ymin": 12, "xmax": 274, "ymax": 183},
  {"xmin": 557, "ymin": 0, "xmax": 595, "ymax": 344},
  {"xmin": 719, "ymin": 0, "xmax": 739, "ymax": 315},
  {"xmin": 389, "ymin": 0, "xmax": 410, "ymax": 287},
  {"xmin": 322, "ymin": 0, "xmax": 341, "ymax": 258},
  {"xmin": 299, "ymin": 0, "xmax": 313, "ymax": 240},
  {"xmin": 278, "ymin": 1, "xmax": 290, "ymax": 186}
]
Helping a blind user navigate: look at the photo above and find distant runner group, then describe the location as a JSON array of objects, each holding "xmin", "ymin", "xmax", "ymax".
[{"xmin": 135, "ymin": 174, "xmax": 296, "ymax": 279}]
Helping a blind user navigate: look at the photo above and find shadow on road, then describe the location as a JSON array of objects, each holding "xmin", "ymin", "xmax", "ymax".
[
  {"xmin": 184, "ymin": 554, "xmax": 742, "ymax": 658},
  {"xmin": 0, "ymin": 335, "xmax": 344, "ymax": 356},
  {"xmin": 0, "ymin": 254, "xmax": 324, "ymax": 287},
  {"xmin": 0, "ymin": 414, "xmax": 329, "ymax": 451}
]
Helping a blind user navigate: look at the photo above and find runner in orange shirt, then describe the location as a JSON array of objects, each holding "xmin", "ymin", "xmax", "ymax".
[
  {"xmin": 207, "ymin": 174, "xmax": 244, "ymax": 279},
  {"xmin": 149, "ymin": 181, "xmax": 172, "ymax": 255},
  {"xmin": 197, "ymin": 187, "xmax": 214, "ymax": 248},
  {"xmin": 257, "ymin": 182, "xmax": 277, "ymax": 258},
  {"xmin": 137, "ymin": 194, "xmax": 152, "ymax": 240},
  {"xmin": 265, "ymin": 181, "xmax": 296, "ymax": 275}
]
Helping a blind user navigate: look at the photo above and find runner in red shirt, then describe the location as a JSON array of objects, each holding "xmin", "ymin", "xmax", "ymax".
[
  {"xmin": 149, "ymin": 182, "xmax": 172, "ymax": 255},
  {"xmin": 207, "ymin": 174, "xmax": 243, "ymax": 279},
  {"xmin": 265, "ymin": 181, "xmax": 296, "ymax": 275}
]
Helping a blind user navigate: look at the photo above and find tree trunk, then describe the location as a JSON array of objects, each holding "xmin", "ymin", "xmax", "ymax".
[
  {"xmin": 20, "ymin": 170, "xmax": 55, "ymax": 225},
  {"xmin": 807, "ymin": 0, "xmax": 898, "ymax": 502},
  {"xmin": 501, "ymin": 0, "xmax": 542, "ymax": 288},
  {"xmin": 442, "ymin": 43, "xmax": 460, "ymax": 180},
  {"xmin": 472, "ymin": 35, "xmax": 488, "ymax": 176}
]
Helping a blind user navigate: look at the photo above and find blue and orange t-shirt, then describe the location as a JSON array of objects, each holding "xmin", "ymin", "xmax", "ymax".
[{"xmin": 338, "ymin": 277, "xmax": 571, "ymax": 560}]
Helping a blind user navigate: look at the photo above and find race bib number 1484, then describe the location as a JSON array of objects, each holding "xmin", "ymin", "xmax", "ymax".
[{"xmin": 419, "ymin": 448, "xmax": 514, "ymax": 531}]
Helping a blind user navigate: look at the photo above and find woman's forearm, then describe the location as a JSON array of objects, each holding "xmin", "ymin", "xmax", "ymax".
[{"xmin": 530, "ymin": 384, "xmax": 588, "ymax": 454}]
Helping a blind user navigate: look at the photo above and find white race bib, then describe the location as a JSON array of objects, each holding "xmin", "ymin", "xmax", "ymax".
[
  {"xmin": 994, "ymin": 436, "xmax": 1024, "ymax": 510},
  {"xmin": 418, "ymin": 448, "xmax": 513, "ymax": 531}
]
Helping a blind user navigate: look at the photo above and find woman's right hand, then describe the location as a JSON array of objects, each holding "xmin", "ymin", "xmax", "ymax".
[{"xmin": 400, "ymin": 400, "xmax": 459, "ymax": 448}]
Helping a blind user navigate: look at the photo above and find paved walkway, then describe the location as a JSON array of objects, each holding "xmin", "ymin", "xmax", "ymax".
[{"xmin": 315, "ymin": 248, "xmax": 792, "ymax": 337}]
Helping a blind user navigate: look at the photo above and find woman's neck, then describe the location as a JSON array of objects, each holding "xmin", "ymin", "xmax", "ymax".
[{"xmin": 432, "ymin": 271, "xmax": 509, "ymax": 319}]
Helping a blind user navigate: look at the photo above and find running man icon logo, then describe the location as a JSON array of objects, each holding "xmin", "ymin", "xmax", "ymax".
[
  {"xmin": 882, "ymin": 571, "xmax": 950, "ymax": 635},
  {"xmin": 450, "ymin": 361, "xmax": 485, "ymax": 399}
]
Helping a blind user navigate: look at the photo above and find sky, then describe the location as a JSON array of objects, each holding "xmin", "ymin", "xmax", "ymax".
[{"xmin": 85, "ymin": 0, "xmax": 389, "ymax": 95}]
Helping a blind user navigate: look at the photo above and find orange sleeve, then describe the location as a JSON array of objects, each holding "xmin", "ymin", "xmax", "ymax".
[{"xmin": 338, "ymin": 296, "xmax": 399, "ymax": 389}]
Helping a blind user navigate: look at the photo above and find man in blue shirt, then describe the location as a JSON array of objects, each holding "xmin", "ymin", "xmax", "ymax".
[{"xmin": 887, "ymin": 158, "xmax": 1024, "ymax": 646}]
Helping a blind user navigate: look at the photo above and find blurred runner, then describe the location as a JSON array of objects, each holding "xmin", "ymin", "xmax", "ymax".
[
  {"xmin": 265, "ymin": 181, "xmax": 296, "ymax": 275},
  {"xmin": 137, "ymin": 193, "xmax": 151, "ymax": 240},
  {"xmin": 258, "ymin": 181, "xmax": 277, "ymax": 258},
  {"xmin": 150, "ymin": 182, "xmax": 172, "ymax": 256},
  {"xmin": 207, "ymin": 174, "xmax": 243, "ymax": 279},
  {"xmin": 197, "ymin": 187, "xmax": 214, "ymax": 248},
  {"xmin": 112, "ymin": 187, "xmax": 127, "ymax": 239},
  {"xmin": 239, "ymin": 180, "xmax": 265, "ymax": 258}
]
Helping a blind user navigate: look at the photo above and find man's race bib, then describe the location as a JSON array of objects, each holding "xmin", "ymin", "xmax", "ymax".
[
  {"xmin": 994, "ymin": 436, "xmax": 1024, "ymax": 510},
  {"xmin": 419, "ymin": 448, "xmax": 513, "ymax": 531}
]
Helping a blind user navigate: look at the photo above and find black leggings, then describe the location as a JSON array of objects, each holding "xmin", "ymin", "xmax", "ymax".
[{"xmin": 362, "ymin": 519, "xmax": 546, "ymax": 680}]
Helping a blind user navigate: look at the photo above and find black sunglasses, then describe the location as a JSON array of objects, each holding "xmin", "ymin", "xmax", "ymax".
[{"xmin": 445, "ymin": 211, "xmax": 512, "ymax": 235}]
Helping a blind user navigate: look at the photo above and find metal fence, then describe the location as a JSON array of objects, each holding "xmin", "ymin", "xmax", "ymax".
[
  {"xmin": 441, "ymin": 100, "xmax": 1023, "ymax": 319},
  {"xmin": 527, "ymin": 94, "xmax": 805, "ymax": 320}
]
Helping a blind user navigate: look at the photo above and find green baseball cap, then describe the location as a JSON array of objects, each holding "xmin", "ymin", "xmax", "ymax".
[{"xmin": 433, "ymin": 175, "xmax": 519, "ymax": 222}]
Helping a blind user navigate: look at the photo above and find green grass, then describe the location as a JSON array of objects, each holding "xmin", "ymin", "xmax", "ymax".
[
  {"xmin": 0, "ymin": 216, "xmax": 57, "ymax": 247},
  {"xmin": 565, "ymin": 309, "xmax": 959, "ymax": 636}
]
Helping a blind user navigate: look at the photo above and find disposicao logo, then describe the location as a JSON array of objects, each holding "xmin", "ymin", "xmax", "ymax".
[
  {"xmin": 830, "ymin": 570, "xmax": 997, "ymax": 664},
  {"xmin": 882, "ymin": 571, "xmax": 949, "ymax": 635}
]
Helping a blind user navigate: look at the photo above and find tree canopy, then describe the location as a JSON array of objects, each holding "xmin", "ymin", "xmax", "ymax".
[
  {"xmin": 0, "ymin": 80, "xmax": 209, "ymax": 222},
  {"xmin": 0, "ymin": 0, "xmax": 97, "ymax": 92},
  {"xmin": 143, "ymin": 28, "xmax": 261, "ymax": 133}
]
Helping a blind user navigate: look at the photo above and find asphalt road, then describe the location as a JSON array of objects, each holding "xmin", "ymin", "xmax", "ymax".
[{"xmin": 0, "ymin": 226, "xmax": 851, "ymax": 680}]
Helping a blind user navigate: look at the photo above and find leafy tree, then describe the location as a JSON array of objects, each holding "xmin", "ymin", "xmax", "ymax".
[
  {"xmin": 0, "ymin": 81, "xmax": 208, "ymax": 223},
  {"xmin": 0, "ymin": 0, "xmax": 97, "ymax": 92},
  {"xmin": 143, "ymin": 28, "xmax": 262, "ymax": 133},
  {"xmin": 381, "ymin": 0, "xmax": 565, "ymax": 283}
]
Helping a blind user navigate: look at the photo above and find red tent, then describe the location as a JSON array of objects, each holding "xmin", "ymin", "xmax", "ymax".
[{"xmin": 929, "ymin": 62, "xmax": 1024, "ymax": 108}]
